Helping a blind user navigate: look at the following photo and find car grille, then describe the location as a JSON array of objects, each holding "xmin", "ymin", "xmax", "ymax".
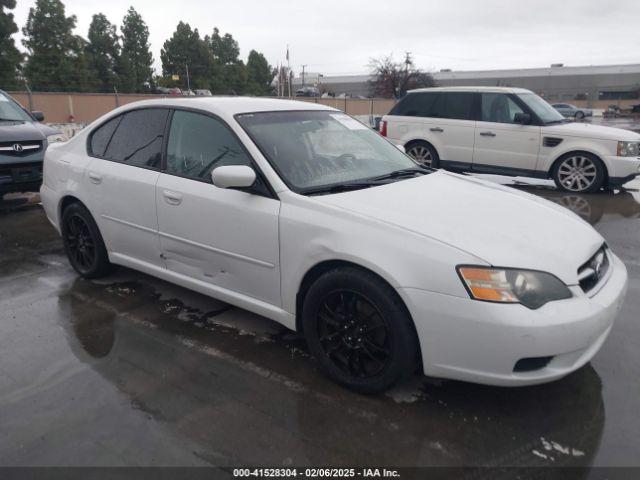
[
  {"xmin": 0, "ymin": 140, "xmax": 43, "ymax": 157},
  {"xmin": 577, "ymin": 245, "xmax": 610, "ymax": 294}
]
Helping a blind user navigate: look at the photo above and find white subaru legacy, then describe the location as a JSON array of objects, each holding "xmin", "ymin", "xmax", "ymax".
[
  {"xmin": 41, "ymin": 98, "xmax": 628, "ymax": 393},
  {"xmin": 381, "ymin": 86, "xmax": 640, "ymax": 193}
]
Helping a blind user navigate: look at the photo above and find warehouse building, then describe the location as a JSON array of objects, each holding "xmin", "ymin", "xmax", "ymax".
[{"xmin": 293, "ymin": 63, "xmax": 640, "ymax": 107}]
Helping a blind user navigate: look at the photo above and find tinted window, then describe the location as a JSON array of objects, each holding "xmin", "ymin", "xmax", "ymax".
[
  {"xmin": 430, "ymin": 92, "xmax": 475, "ymax": 120},
  {"xmin": 167, "ymin": 110, "xmax": 251, "ymax": 181},
  {"xmin": 390, "ymin": 92, "xmax": 437, "ymax": 117},
  {"xmin": 481, "ymin": 93, "xmax": 526, "ymax": 123},
  {"xmin": 90, "ymin": 116, "xmax": 121, "ymax": 157},
  {"xmin": 104, "ymin": 109, "xmax": 169, "ymax": 169}
]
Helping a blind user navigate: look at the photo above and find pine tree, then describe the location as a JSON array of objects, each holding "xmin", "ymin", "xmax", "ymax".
[
  {"xmin": 120, "ymin": 7, "xmax": 153, "ymax": 93},
  {"xmin": 205, "ymin": 28, "xmax": 246, "ymax": 94},
  {"xmin": 22, "ymin": 0, "xmax": 91, "ymax": 91},
  {"xmin": 161, "ymin": 22, "xmax": 215, "ymax": 91},
  {"xmin": 246, "ymin": 50, "xmax": 273, "ymax": 96},
  {"xmin": 86, "ymin": 13, "xmax": 120, "ymax": 92},
  {"xmin": 0, "ymin": 0, "xmax": 22, "ymax": 89}
]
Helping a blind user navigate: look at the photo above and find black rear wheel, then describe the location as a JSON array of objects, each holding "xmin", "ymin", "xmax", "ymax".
[
  {"xmin": 61, "ymin": 203, "xmax": 113, "ymax": 278},
  {"xmin": 302, "ymin": 267, "xmax": 419, "ymax": 393}
]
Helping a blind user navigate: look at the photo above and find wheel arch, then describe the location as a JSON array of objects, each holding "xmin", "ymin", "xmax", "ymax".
[
  {"xmin": 58, "ymin": 195, "xmax": 88, "ymax": 224},
  {"xmin": 294, "ymin": 259, "xmax": 423, "ymax": 367}
]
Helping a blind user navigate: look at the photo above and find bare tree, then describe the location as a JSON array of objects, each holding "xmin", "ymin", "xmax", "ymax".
[{"xmin": 368, "ymin": 54, "xmax": 435, "ymax": 99}]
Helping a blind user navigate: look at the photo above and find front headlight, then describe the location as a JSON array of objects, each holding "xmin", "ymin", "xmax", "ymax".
[
  {"xmin": 46, "ymin": 133, "xmax": 68, "ymax": 144},
  {"xmin": 457, "ymin": 266, "xmax": 572, "ymax": 309},
  {"xmin": 617, "ymin": 141, "xmax": 640, "ymax": 157}
]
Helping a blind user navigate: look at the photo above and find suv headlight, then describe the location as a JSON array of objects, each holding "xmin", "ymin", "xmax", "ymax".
[
  {"xmin": 617, "ymin": 141, "xmax": 640, "ymax": 157},
  {"xmin": 46, "ymin": 133, "xmax": 68, "ymax": 144},
  {"xmin": 457, "ymin": 266, "xmax": 572, "ymax": 310}
]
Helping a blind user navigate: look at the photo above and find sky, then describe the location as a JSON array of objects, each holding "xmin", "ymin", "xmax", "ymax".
[{"xmin": 10, "ymin": 0, "xmax": 640, "ymax": 77}]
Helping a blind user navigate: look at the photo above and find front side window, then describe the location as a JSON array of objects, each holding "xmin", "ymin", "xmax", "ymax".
[
  {"xmin": 430, "ymin": 92, "xmax": 475, "ymax": 120},
  {"xmin": 166, "ymin": 110, "xmax": 251, "ymax": 181},
  {"xmin": 481, "ymin": 93, "xmax": 526, "ymax": 124},
  {"xmin": 236, "ymin": 110, "xmax": 421, "ymax": 192},
  {"xmin": 516, "ymin": 93, "xmax": 565, "ymax": 124},
  {"xmin": 103, "ymin": 108, "xmax": 169, "ymax": 168}
]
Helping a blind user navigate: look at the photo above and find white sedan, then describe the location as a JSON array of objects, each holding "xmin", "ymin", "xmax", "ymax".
[{"xmin": 41, "ymin": 98, "xmax": 628, "ymax": 393}]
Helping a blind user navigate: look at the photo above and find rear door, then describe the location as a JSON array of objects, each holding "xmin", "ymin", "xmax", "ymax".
[
  {"xmin": 424, "ymin": 91, "xmax": 477, "ymax": 168},
  {"xmin": 472, "ymin": 93, "xmax": 541, "ymax": 174},
  {"xmin": 86, "ymin": 108, "xmax": 169, "ymax": 268}
]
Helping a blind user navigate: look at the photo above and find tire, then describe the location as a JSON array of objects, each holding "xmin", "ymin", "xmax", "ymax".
[
  {"xmin": 405, "ymin": 141, "xmax": 439, "ymax": 168},
  {"xmin": 61, "ymin": 202, "xmax": 114, "ymax": 279},
  {"xmin": 552, "ymin": 152, "xmax": 606, "ymax": 193},
  {"xmin": 301, "ymin": 267, "xmax": 419, "ymax": 394},
  {"xmin": 575, "ymin": 111, "xmax": 585, "ymax": 120}
]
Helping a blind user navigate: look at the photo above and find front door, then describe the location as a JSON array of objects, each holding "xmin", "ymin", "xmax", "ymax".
[
  {"xmin": 472, "ymin": 92, "xmax": 541, "ymax": 175},
  {"xmin": 155, "ymin": 109, "xmax": 281, "ymax": 306}
]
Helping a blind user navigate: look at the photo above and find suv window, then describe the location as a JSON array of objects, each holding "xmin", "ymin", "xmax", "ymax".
[
  {"xmin": 166, "ymin": 110, "xmax": 252, "ymax": 182},
  {"xmin": 481, "ymin": 93, "xmax": 526, "ymax": 124},
  {"xmin": 103, "ymin": 108, "xmax": 169, "ymax": 169},
  {"xmin": 90, "ymin": 116, "xmax": 122, "ymax": 157},
  {"xmin": 430, "ymin": 92, "xmax": 475, "ymax": 120},
  {"xmin": 390, "ymin": 92, "xmax": 437, "ymax": 117}
]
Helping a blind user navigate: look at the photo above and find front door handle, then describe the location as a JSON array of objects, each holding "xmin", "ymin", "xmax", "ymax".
[
  {"xmin": 480, "ymin": 131, "xmax": 496, "ymax": 137},
  {"xmin": 88, "ymin": 172, "xmax": 102, "ymax": 184},
  {"xmin": 163, "ymin": 190, "xmax": 183, "ymax": 205},
  {"xmin": 430, "ymin": 127, "xmax": 444, "ymax": 132}
]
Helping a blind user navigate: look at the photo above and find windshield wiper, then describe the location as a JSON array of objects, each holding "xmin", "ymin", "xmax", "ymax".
[
  {"xmin": 369, "ymin": 166, "xmax": 431, "ymax": 182},
  {"xmin": 545, "ymin": 119, "xmax": 569, "ymax": 125},
  {"xmin": 303, "ymin": 181, "xmax": 379, "ymax": 196},
  {"xmin": 0, "ymin": 117, "xmax": 25, "ymax": 122}
]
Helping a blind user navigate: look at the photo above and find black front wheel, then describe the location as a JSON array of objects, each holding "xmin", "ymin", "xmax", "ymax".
[
  {"xmin": 61, "ymin": 202, "xmax": 113, "ymax": 278},
  {"xmin": 302, "ymin": 267, "xmax": 419, "ymax": 394}
]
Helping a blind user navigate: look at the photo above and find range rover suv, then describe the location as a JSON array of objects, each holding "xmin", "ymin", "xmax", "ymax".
[
  {"xmin": 0, "ymin": 90, "xmax": 65, "ymax": 200},
  {"xmin": 380, "ymin": 87, "xmax": 640, "ymax": 193}
]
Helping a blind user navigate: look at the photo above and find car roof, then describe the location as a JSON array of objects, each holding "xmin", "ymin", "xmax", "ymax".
[
  {"xmin": 115, "ymin": 96, "xmax": 337, "ymax": 116},
  {"xmin": 407, "ymin": 86, "xmax": 534, "ymax": 94}
]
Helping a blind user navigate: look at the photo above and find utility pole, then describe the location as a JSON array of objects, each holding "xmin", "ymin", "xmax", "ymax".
[
  {"xmin": 185, "ymin": 63, "xmax": 191, "ymax": 93},
  {"xmin": 403, "ymin": 51, "xmax": 412, "ymax": 97},
  {"xmin": 301, "ymin": 64, "xmax": 307, "ymax": 88}
]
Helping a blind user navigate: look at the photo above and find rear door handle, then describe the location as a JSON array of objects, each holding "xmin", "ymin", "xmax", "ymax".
[
  {"xmin": 163, "ymin": 190, "xmax": 183, "ymax": 205},
  {"xmin": 88, "ymin": 172, "xmax": 102, "ymax": 184},
  {"xmin": 480, "ymin": 131, "xmax": 496, "ymax": 137},
  {"xmin": 430, "ymin": 127, "xmax": 444, "ymax": 132}
]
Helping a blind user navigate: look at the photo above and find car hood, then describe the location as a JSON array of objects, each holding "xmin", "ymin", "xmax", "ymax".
[
  {"xmin": 315, "ymin": 171, "xmax": 604, "ymax": 285},
  {"xmin": 0, "ymin": 121, "xmax": 56, "ymax": 142},
  {"xmin": 543, "ymin": 122, "xmax": 640, "ymax": 141}
]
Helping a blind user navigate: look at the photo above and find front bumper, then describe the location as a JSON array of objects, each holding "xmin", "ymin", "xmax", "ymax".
[
  {"xmin": 400, "ymin": 253, "xmax": 628, "ymax": 386},
  {"xmin": 0, "ymin": 161, "xmax": 43, "ymax": 194},
  {"xmin": 605, "ymin": 155, "xmax": 640, "ymax": 187}
]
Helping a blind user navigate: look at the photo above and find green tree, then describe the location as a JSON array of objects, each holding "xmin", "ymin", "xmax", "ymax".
[
  {"xmin": 245, "ymin": 50, "xmax": 273, "ymax": 96},
  {"xmin": 22, "ymin": 0, "xmax": 91, "ymax": 91},
  {"xmin": 160, "ymin": 22, "xmax": 215, "ymax": 91},
  {"xmin": 120, "ymin": 7, "xmax": 153, "ymax": 92},
  {"xmin": 0, "ymin": 0, "xmax": 22, "ymax": 89},
  {"xmin": 205, "ymin": 28, "xmax": 246, "ymax": 94},
  {"xmin": 86, "ymin": 13, "xmax": 120, "ymax": 92}
]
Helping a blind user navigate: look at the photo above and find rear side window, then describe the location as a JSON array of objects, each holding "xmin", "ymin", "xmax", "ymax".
[
  {"xmin": 103, "ymin": 109, "xmax": 169, "ymax": 169},
  {"xmin": 389, "ymin": 92, "xmax": 437, "ymax": 117},
  {"xmin": 430, "ymin": 92, "xmax": 475, "ymax": 120},
  {"xmin": 89, "ymin": 116, "xmax": 121, "ymax": 157}
]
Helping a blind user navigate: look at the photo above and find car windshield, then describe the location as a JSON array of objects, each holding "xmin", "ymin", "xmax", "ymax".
[
  {"xmin": 0, "ymin": 92, "xmax": 32, "ymax": 122},
  {"xmin": 516, "ymin": 93, "xmax": 566, "ymax": 124},
  {"xmin": 236, "ymin": 110, "xmax": 423, "ymax": 194}
]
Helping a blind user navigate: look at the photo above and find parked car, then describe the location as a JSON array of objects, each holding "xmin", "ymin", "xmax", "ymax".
[
  {"xmin": 295, "ymin": 86, "xmax": 319, "ymax": 97},
  {"xmin": 41, "ymin": 97, "xmax": 628, "ymax": 393},
  {"xmin": 0, "ymin": 90, "xmax": 65, "ymax": 201},
  {"xmin": 195, "ymin": 89, "xmax": 213, "ymax": 96},
  {"xmin": 551, "ymin": 103, "xmax": 593, "ymax": 119},
  {"xmin": 381, "ymin": 87, "xmax": 640, "ymax": 193}
]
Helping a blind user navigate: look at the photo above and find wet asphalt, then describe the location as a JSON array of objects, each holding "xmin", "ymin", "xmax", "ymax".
[{"xmin": 0, "ymin": 179, "xmax": 639, "ymax": 474}]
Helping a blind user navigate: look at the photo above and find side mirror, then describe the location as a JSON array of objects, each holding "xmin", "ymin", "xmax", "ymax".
[
  {"xmin": 395, "ymin": 144, "xmax": 406, "ymax": 153},
  {"xmin": 32, "ymin": 111, "xmax": 45, "ymax": 122},
  {"xmin": 514, "ymin": 112, "xmax": 531, "ymax": 125},
  {"xmin": 211, "ymin": 165, "xmax": 256, "ymax": 189}
]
